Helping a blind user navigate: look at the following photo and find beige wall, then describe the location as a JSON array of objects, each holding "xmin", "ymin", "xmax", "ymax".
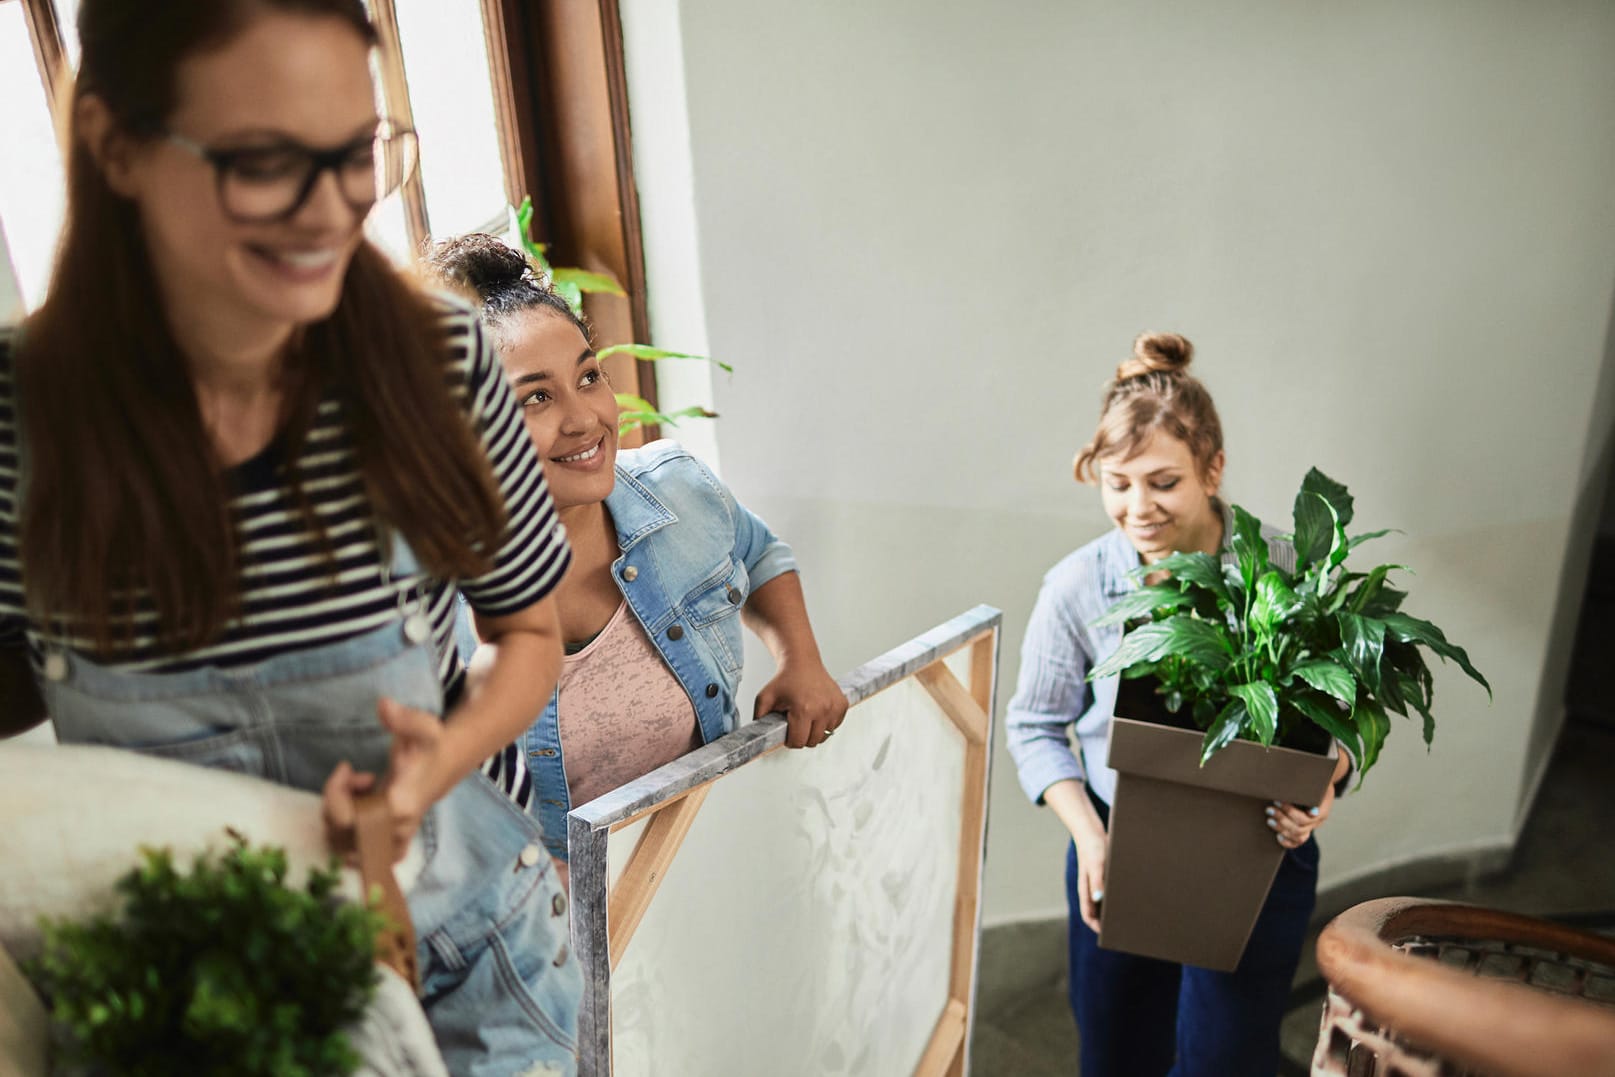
[{"xmin": 626, "ymin": 0, "xmax": 1615, "ymax": 924}]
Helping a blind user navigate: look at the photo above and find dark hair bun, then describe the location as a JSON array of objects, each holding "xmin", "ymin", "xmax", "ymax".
[
  {"xmin": 1115, "ymin": 332, "xmax": 1193, "ymax": 382},
  {"xmin": 421, "ymin": 233, "xmax": 536, "ymax": 304}
]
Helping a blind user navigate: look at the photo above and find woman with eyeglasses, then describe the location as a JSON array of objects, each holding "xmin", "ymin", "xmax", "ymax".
[{"xmin": 0, "ymin": 2, "xmax": 579, "ymax": 1073}]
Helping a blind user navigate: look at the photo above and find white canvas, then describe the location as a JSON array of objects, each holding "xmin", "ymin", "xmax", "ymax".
[{"xmin": 605, "ymin": 648, "xmax": 974, "ymax": 1076}]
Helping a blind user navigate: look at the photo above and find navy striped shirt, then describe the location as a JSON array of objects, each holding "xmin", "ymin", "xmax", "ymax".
[{"xmin": 0, "ymin": 297, "xmax": 568, "ymax": 809}]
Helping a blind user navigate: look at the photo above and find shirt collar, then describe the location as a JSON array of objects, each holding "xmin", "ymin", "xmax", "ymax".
[{"xmin": 603, "ymin": 463, "xmax": 678, "ymax": 550}]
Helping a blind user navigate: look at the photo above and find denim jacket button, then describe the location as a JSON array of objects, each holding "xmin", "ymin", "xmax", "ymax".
[
  {"xmin": 519, "ymin": 844, "xmax": 542, "ymax": 868},
  {"xmin": 622, "ymin": 565, "xmax": 638, "ymax": 582},
  {"xmin": 706, "ymin": 683, "xmax": 719, "ymax": 699},
  {"xmin": 667, "ymin": 624, "xmax": 684, "ymax": 641},
  {"xmin": 552, "ymin": 892, "xmax": 567, "ymax": 917}
]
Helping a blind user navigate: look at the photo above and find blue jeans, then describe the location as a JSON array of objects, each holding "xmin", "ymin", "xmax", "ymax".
[{"xmin": 1065, "ymin": 799, "xmax": 1318, "ymax": 1076}]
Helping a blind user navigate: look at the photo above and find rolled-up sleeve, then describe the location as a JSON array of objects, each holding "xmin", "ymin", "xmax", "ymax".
[
  {"xmin": 1005, "ymin": 570, "xmax": 1095, "ymax": 804},
  {"xmin": 706, "ymin": 463, "xmax": 796, "ymax": 589}
]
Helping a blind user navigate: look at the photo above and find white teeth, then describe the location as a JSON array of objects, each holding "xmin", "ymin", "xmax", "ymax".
[
  {"xmin": 272, "ymin": 249, "xmax": 338, "ymax": 269},
  {"xmin": 556, "ymin": 444, "xmax": 600, "ymax": 464}
]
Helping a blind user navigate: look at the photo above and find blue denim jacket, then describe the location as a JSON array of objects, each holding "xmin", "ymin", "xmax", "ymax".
[{"xmin": 463, "ymin": 440, "xmax": 797, "ymax": 859}]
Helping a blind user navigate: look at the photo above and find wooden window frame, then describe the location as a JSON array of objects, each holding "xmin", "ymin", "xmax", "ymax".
[
  {"xmin": 482, "ymin": 0, "xmax": 660, "ymax": 439},
  {"xmin": 15, "ymin": 0, "xmax": 69, "ymax": 117}
]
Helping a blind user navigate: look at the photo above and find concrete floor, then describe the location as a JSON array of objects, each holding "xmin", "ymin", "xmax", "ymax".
[{"xmin": 969, "ymin": 716, "xmax": 1615, "ymax": 1076}]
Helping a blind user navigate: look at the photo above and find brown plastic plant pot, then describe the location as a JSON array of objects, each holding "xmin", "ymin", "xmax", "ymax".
[{"xmin": 1098, "ymin": 676, "xmax": 1339, "ymax": 972}]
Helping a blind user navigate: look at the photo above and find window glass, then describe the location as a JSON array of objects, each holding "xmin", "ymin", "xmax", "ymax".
[
  {"xmin": 394, "ymin": 0, "xmax": 509, "ymax": 238},
  {"xmin": 0, "ymin": 2, "xmax": 67, "ymax": 310}
]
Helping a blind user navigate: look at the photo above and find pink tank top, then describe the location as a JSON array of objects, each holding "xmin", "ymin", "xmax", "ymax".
[{"xmin": 558, "ymin": 601, "xmax": 702, "ymax": 811}]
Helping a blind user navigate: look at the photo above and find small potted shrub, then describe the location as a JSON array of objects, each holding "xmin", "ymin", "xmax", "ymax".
[
  {"xmin": 27, "ymin": 836, "xmax": 386, "ymax": 1076},
  {"xmin": 1087, "ymin": 468, "xmax": 1489, "ymax": 970}
]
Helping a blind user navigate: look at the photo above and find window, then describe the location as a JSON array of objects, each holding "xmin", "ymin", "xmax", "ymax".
[{"xmin": 0, "ymin": 0, "xmax": 657, "ymax": 424}]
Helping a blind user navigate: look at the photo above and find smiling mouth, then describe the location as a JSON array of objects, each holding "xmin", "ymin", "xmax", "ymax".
[
  {"xmin": 553, "ymin": 439, "xmax": 602, "ymax": 464},
  {"xmin": 248, "ymin": 245, "xmax": 341, "ymax": 271}
]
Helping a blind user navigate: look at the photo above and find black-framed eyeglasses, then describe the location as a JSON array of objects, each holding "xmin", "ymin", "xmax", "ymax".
[{"xmin": 163, "ymin": 121, "xmax": 419, "ymax": 224}]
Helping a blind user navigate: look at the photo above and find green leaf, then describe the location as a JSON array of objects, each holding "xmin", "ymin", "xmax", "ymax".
[
  {"xmin": 1337, "ymin": 611, "xmax": 1386, "ymax": 693},
  {"xmin": 1343, "ymin": 528, "xmax": 1396, "ymax": 555},
  {"xmin": 1290, "ymin": 693, "xmax": 1362, "ymax": 764},
  {"xmin": 1292, "ymin": 490, "xmax": 1337, "ymax": 569},
  {"xmin": 1354, "ymin": 698, "xmax": 1392, "ymax": 779},
  {"xmin": 1300, "ymin": 467, "xmax": 1355, "ymax": 528},
  {"xmin": 1381, "ymin": 613, "xmax": 1492, "ymax": 697},
  {"xmin": 597, "ymin": 344, "xmax": 735, "ymax": 374},
  {"xmin": 615, "ymin": 393, "xmax": 657, "ymax": 414},
  {"xmin": 1252, "ymin": 571, "xmax": 1303, "ymax": 632},
  {"xmin": 1229, "ymin": 681, "xmax": 1278, "ymax": 744},
  {"xmin": 1134, "ymin": 550, "xmax": 1233, "ymax": 606},
  {"xmin": 1089, "ymin": 619, "xmax": 1233, "ymax": 681},
  {"xmin": 551, "ymin": 266, "xmax": 627, "ymax": 297},
  {"xmin": 553, "ymin": 280, "xmax": 584, "ymax": 315},
  {"xmin": 1091, "ymin": 586, "xmax": 1191, "ymax": 628},
  {"xmin": 1230, "ymin": 504, "xmax": 1270, "ymax": 591},
  {"xmin": 1292, "ymin": 660, "xmax": 1356, "ymax": 705},
  {"xmin": 1200, "ymin": 699, "xmax": 1247, "ymax": 764},
  {"xmin": 1348, "ymin": 563, "xmax": 1408, "ymax": 614}
]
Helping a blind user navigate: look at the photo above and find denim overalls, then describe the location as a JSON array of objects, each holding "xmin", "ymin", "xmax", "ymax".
[{"xmin": 35, "ymin": 537, "xmax": 581, "ymax": 1077}]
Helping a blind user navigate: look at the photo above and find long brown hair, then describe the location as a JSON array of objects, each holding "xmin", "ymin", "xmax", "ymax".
[
  {"xmin": 16, "ymin": 0, "xmax": 507, "ymax": 652},
  {"xmin": 1072, "ymin": 332, "xmax": 1224, "ymax": 484}
]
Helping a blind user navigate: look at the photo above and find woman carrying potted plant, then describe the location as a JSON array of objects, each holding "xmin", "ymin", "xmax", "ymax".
[
  {"xmin": 0, "ymin": 2, "xmax": 579, "ymax": 1072},
  {"xmin": 422, "ymin": 235, "xmax": 848, "ymax": 879},
  {"xmin": 1004, "ymin": 332, "xmax": 1349, "ymax": 1076}
]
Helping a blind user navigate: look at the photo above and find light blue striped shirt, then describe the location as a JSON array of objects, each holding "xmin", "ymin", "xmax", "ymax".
[{"xmin": 1005, "ymin": 501, "xmax": 1295, "ymax": 807}]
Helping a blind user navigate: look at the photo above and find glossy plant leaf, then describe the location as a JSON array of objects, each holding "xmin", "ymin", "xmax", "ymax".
[
  {"xmin": 1230, "ymin": 681, "xmax": 1278, "ymax": 745},
  {"xmin": 1090, "ymin": 619, "xmax": 1232, "ymax": 680},
  {"xmin": 597, "ymin": 344, "xmax": 735, "ymax": 373},
  {"xmin": 1337, "ymin": 611, "xmax": 1386, "ymax": 693},
  {"xmin": 1292, "ymin": 490, "xmax": 1337, "ymax": 569},
  {"xmin": 1300, "ymin": 467, "xmax": 1354, "ymax": 528},
  {"xmin": 1382, "ymin": 613, "xmax": 1492, "ymax": 695},
  {"xmin": 1293, "ymin": 660, "xmax": 1356, "ymax": 705},
  {"xmin": 1091, "ymin": 586, "xmax": 1190, "ymax": 628},
  {"xmin": 1230, "ymin": 505, "xmax": 1269, "ymax": 592},
  {"xmin": 1200, "ymin": 699, "xmax": 1247, "ymax": 764},
  {"xmin": 551, "ymin": 266, "xmax": 627, "ymax": 297},
  {"xmin": 1290, "ymin": 693, "xmax": 1362, "ymax": 765},
  {"xmin": 1132, "ymin": 550, "xmax": 1234, "ymax": 606}
]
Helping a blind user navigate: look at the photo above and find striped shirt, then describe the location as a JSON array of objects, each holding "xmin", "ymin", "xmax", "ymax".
[{"xmin": 0, "ymin": 298, "xmax": 568, "ymax": 809}]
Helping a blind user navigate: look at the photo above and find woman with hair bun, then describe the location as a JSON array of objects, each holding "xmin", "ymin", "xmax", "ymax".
[
  {"xmin": 1005, "ymin": 333, "xmax": 1350, "ymax": 1076},
  {"xmin": 422, "ymin": 234, "xmax": 847, "ymax": 880}
]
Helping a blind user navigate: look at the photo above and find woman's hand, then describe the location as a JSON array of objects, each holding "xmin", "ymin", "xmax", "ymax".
[
  {"xmin": 754, "ymin": 659, "xmax": 848, "ymax": 749},
  {"xmin": 322, "ymin": 697, "xmax": 449, "ymax": 863},
  {"xmin": 1071, "ymin": 829, "xmax": 1109, "ymax": 933},
  {"xmin": 1267, "ymin": 748, "xmax": 1352, "ymax": 849},
  {"xmin": 1042, "ymin": 778, "xmax": 1109, "ymax": 932}
]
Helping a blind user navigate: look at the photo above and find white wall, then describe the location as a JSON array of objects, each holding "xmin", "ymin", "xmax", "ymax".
[
  {"xmin": 0, "ymin": 217, "xmax": 21, "ymax": 328},
  {"xmin": 627, "ymin": 0, "xmax": 1615, "ymax": 925}
]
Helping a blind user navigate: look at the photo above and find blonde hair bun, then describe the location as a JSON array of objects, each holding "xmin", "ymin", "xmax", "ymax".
[{"xmin": 1116, "ymin": 332, "xmax": 1194, "ymax": 382}]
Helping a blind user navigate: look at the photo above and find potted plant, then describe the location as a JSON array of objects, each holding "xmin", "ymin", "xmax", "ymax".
[
  {"xmin": 1086, "ymin": 468, "xmax": 1489, "ymax": 970},
  {"xmin": 26, "ymin": 836, "xmax": 387, "ymax": 1076}
]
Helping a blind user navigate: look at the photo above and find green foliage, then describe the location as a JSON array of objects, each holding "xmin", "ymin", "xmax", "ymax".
[
  {"xmin": 513, "ymin": 198, "xmax": 729, "ymax": 436},
  {"xmin": 28, "ymin": 836, "xmax": 385, "ymax": 1077},
  {"xmin": 1090, "ymin": 468, "xmax": 1490, "ymax": 782}
]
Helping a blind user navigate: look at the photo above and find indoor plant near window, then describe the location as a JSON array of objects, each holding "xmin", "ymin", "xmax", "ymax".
[
  {"xmin": 1086, "ymin": 468, "xmax": 1489, "ymax": 970},
  {"xmin": 511, "ymin": 198, "xmax": 729, "ymax": 437}
]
